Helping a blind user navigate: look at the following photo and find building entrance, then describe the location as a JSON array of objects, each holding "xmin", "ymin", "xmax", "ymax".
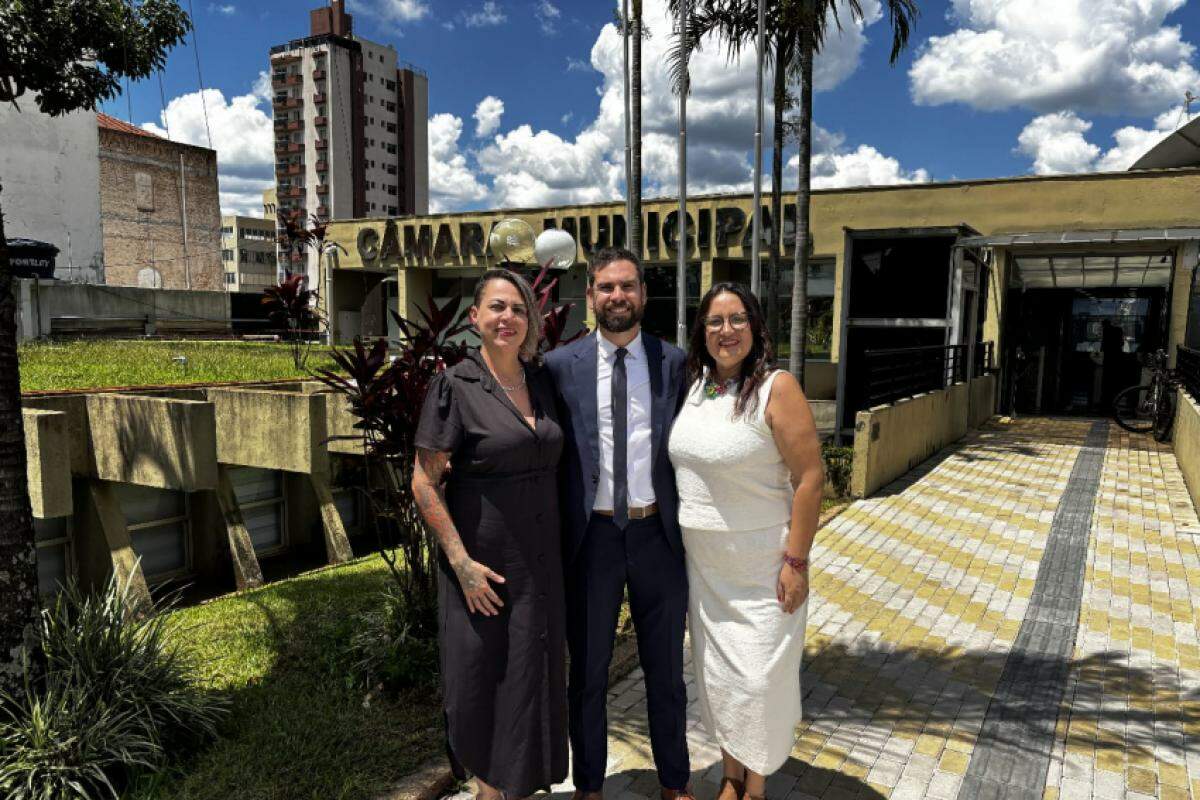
[{"xmin": 1005, "ymin": 286, "xmax": 1168, "ymax": 416}]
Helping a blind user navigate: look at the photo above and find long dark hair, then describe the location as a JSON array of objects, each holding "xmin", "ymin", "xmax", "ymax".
[{"xmin": 686, "ymin": 282, "xmax": 775, "ymax": 419}]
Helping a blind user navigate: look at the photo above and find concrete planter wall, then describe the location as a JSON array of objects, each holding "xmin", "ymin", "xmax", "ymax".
[
  {"xmin": 851, "ymin": 374, "xmax": 997, "ymax": 498},
  {"xmin": 1173, "ymin": 388, "xmax": 1200, "ymax": 513}
]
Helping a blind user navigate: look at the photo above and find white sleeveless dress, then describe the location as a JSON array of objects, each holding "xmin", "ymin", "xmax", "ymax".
[{"xmin": 667, "ymin": 370, "xmax": 807, "ymax": 775}]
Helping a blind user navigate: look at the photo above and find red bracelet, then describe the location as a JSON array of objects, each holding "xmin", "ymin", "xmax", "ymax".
[{"xmin": 782, "ymin": 553, "xmax": 809, "ymax": 571}]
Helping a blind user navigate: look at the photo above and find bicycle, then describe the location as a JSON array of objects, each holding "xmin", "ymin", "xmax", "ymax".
[{"xmin": 1111, "ymin": 349, "xmax": 1176, "ymax": 441}]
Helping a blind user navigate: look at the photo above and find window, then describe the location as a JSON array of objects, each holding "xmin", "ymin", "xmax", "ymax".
[
  {"xmin": 333, "ymin": 487, "xmax": 364, "ymax": 539},
  {"xmin": 386, "ymin": 79, "xmax": 396, "ymax": 91},
  {"xmin": 115, "ymin": 484, "xmax": 191, "ymax": 582},
  {"xmin": 228, "ymin": 467, "xmax": 286, "ymax": 555},
  {"xmin": 776, "ymin": 260, "xmax": 836, "ymax": 361},
  {"xmin": 221, "ymin": 225, "xmax": 234, "ymax": 234},
  {"xmin": 35, "ymin": 516, "xmax": 71, "ymax": 595},
  {"xmin": 225, "ymin": 272, "xmax": 236, "ymax": 285}
]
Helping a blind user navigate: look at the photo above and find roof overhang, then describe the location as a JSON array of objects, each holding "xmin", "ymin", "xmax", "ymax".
[
  {"xmin": 954, "ymin": 228, "xmax": 1200, "ymax": 249},
  {"xmin": 1129, "ymin": 116, "xmax": 1200, "ymax": 170}
]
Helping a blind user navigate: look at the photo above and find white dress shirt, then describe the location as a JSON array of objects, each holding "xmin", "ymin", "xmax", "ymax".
[{"xmin": 594, "ymin": 331, "xmax": 656, "ymax": 511}]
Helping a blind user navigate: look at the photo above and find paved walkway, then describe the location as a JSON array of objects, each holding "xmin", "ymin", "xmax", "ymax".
[{"xmin": 447, "ymin": 418, "xmax": 1200, "ymax": 800}]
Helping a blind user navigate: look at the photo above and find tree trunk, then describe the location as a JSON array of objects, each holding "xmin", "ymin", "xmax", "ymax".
[
  {"xmin": 766, "ymin": 34, "xmax": 787, "ymax": 356},
  {"xmin": 630, "ymin": 0, "xmax": 643, "ymax": 258},
  {"xmin": 0, "ymin": 184, "xmax": 41, "ymax": 693},
  {"xmin": 788, "ymin": 18, "xmax": 813, "ymax": 386}
]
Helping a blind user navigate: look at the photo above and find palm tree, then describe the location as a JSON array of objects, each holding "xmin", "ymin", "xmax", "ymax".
[
  {"xmin": 630, "ymin": 0, "xmax": 645, "ymax": 255},
  {"xmin": 668, "ymin": 0, "xmax": 917, "ymax": 381},
  {"xmin": 0, "ymin": 0, "xmax": 189, "ymax": 691}
]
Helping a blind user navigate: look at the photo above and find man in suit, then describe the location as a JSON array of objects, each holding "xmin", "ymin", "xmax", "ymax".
[{"xmin": 545, "ymin": 247, "xmax": 692, "ymax": 800}]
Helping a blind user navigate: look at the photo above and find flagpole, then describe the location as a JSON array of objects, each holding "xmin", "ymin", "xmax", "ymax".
[
  {"xmin": 750, "ymin": 0, "xmax": 765, "ymax": 296},
  {"xmin": 623, "ymin": 0, "xmax": 633, "ymax": 251},
  {"xmin": 677, "ymin": 0, "xmax": 689, "ymax": 349}
]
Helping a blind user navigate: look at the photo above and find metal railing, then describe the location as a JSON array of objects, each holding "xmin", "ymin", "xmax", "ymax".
[
  {"xmin": 1177, "ymin": 345, "xmax": 1200, "ymax": 401},
  {"xmin": 861, "ymin": 343, "xmax": 983, "ymax": 409}
]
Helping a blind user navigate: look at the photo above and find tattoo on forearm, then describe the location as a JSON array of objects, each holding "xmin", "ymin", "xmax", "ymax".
[{"xmin": 414, "ymin": 449, "xmax": 471, "ymax": 570}]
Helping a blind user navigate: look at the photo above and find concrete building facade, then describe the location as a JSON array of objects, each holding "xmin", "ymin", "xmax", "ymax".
[
  {"xmin": 269, "ymin": 0, "xmax": 429, "ymax": 284},
  {"xmin": 319, "ymin": 168, "xmax": 1200, "ymax": 437},
  {"xmin": 0, "ymin": 104, "xmax": 105, "ymax": 283},
  {"xmin": 221, "ymin": 215, "xmax": 279, "ymax": 293},
  {"xmin": 98, "ymin": 114, "xmax": 223, "ymax": 292}
]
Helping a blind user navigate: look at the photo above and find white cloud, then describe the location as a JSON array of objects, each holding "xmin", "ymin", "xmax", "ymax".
[
  {"xmin": 1015, "ymin": 107, "xmax": 1200, "ymax": 174},
  {"xmin": 348, "ymin": 0, "xmax": 429, "ymax": 30},
  {"xmin": 251, "ymin": 70, "xmax": 272, "ymax": 103},
  {"xmin": 209, "ymin": 3, "xmax": 236, "ymax": 15},
  {"xmin": 463, "ymin": 1, "xmax": 506, "ymax": 27},
  {"xmin": 910, "ymin": 0, "xmax": 1200, "ymax": 115},
  {"xmin": 535, "ymin": 0, "xmax": 561, "ymax": 35},
  {"xmin": 566, "ymin": 57, "xmax": 591, "ymax": 73},
  {"xmin": 429, "ymin": 113, "xmax": 490, "ymax": 211},
  {"xmin": 473, "ymin": 96, "xmax": 505, "ymax": 138},
  {"xmin": 143, "ymin": 82, "xmax": 275, "ymax": 217},
  {"xmin": 1015, "ymin": 112, "xmax": 1101, "ymax": 174},
  {"xmin": 561, "ymin": 111, "xmax": 574, "ymax": 125},
  {"xmin": 430, "ymin": 0, "xmax": 925, "ymax": 211}
]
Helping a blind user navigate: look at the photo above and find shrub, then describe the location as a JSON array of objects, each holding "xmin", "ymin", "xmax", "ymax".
[
  {"xmin": 348, "ymin": 584, "xmax": 439, "ymax": 692},
  {"xmin": 0, "ymin": 578, "xmax": 227, "ymax": 800},
  {"xmin": 821, "ymin": 441, "xmax": 854, "ymax": 499}
]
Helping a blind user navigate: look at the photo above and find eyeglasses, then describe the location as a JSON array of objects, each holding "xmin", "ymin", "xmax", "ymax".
[{"xmin": 702, "ymin": 313, "xmax": 750, "ymax": 332}]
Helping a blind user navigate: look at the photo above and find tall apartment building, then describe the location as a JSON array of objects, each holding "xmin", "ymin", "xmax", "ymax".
[
  {"xmin": 220, "ymin": 215, "xmax": 279, "ymax": 293},
  {"xmin": 269, "ymin": 0, "xmax": 428, "ymax": 282}
]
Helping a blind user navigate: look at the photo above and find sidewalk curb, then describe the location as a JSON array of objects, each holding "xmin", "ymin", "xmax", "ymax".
[{"xmin": 373, "ymin": 756, "xmax": 457, "ymax": 800}]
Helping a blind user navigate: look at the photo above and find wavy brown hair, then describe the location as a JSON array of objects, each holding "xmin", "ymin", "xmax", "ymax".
[{"xmin": 686, "ymin": 282, "xmax": 775, "ymax": 419}]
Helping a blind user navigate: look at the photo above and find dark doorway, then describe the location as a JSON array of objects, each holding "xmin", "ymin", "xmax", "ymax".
[{"xmin": 1004, "ymin": 288, "xmax": 1166, "ymax": 415}]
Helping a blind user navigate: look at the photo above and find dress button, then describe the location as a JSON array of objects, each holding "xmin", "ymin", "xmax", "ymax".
[
  {"xmin": 539, "ymin": 633, "xmax": 547, "ymax": 641},
  {"xmin": 537, "ymin": 553, "xmax": 545, "ymax": 562}
]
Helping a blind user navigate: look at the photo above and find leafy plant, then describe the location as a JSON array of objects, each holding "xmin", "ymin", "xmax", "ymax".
[
  {"xmin": 316, "ymin": 296, "xmax": 471, "ymax": 639},
  {"xmin": 821, "ymin": 441, "xmax": 853, "ymax": 499},
  {"xmin": 0, "ymin": 577, "xmax": 227, "ymax": 799},
  {"xmin": 348, "ymin": 584, "xmax": 439, "ymax": 692},
  {"xmin": 262, "ymin": 270, "xmax": 322, "ymax": 369}
]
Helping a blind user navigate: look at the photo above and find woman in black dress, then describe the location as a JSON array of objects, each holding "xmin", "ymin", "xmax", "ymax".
[{"xmin": 412, "ymin": 269, "xmax": 567, "ymax": 800}]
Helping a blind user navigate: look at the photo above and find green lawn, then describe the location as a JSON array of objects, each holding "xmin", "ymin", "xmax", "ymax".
[
  {"xmin": 18, "ymin": 340, "xmax": 339, "ymax": 393},
  {"xmin": 130, "ymin": 555, "xmax": 443, "ymax": 800}
]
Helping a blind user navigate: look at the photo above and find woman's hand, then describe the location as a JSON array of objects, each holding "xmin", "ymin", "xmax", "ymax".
[
  {"xmin": 777, "ymin": 562, "xmax": 809, "ymax": 614},
  {"xmin": 452, "ymin": 557, "xmax": 507, "ymax": 616}
]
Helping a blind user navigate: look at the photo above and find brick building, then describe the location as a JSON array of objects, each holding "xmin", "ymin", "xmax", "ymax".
[{"xmin": 97, "ymin": 113, "xmax": 223, "ymax": 291}]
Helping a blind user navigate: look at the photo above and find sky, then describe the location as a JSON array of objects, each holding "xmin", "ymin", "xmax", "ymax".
[{"xmin": 101, "ymin": 0, "xmax": 1200, "ymax": 218}]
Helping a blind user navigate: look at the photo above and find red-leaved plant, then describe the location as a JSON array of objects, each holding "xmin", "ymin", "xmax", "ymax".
[
  {"xmin": 316, "ymin": 263, "xmax": 585, "ymax": 638},
  {"xmin": 262, "ymin": 270, "xmax": 323, "ymax": 369}
]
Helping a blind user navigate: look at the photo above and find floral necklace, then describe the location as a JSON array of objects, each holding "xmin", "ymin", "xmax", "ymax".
[{"xmin": 703, "ymin": 374, "xmax": 739, "ymax": 400}]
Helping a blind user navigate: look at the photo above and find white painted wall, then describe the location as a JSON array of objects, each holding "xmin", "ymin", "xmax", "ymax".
[{"xmin": 0, "ymin": 106, "xmax": 104, "ymax": 283}]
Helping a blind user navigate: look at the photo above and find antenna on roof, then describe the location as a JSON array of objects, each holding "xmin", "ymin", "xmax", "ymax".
[{"xmin": 1185, "ymin": 90, "xmax": 1197, "ymax": 124}]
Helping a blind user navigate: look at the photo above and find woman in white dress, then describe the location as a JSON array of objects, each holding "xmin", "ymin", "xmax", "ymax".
[{"xmin": 667, "ymin": 282, "xmax": 824, "ymax": 800}]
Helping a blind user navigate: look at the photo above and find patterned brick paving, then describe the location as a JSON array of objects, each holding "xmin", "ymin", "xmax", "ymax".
[{"xmin": 443, "ymin": 417, "xmax": 1200, "ymax": 800}]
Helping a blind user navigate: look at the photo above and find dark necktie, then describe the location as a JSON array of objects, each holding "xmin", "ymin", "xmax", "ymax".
[{"xmin": 612, "ymin": 347, "xmax": 629, "ymax": 530}]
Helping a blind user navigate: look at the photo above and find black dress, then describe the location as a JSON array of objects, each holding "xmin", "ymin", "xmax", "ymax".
[{"xmin": 414, "ymin": 349, "xmax": 568, "ymax": 796}]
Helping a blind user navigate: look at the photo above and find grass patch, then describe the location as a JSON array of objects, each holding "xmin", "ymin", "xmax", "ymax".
[
  {"xmin": 130, "ymin": 555, "xmax": 443, "ymax": 800},
  {"xmin": 19, "ymin": 340, "xmax": 338, "ymax": 393}
]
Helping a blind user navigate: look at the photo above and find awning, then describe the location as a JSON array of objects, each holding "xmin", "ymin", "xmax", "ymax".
[
  {"xmin": 954, "ymin": 227, "xmax": 1200, "ymax": 249},
  {"xmin": 1010, "ymin": 253, "xmax": 1174, "ymax": 289}
]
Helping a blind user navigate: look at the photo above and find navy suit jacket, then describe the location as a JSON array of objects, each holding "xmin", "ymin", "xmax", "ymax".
[{"xmin": 545, "ymin": 331, "xmax": 689, "ymax": 564}]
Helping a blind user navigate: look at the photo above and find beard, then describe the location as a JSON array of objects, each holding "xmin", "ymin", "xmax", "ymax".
[{"xmin": 594, "ymin": 300, "xmax": 644, "ymax": 333}]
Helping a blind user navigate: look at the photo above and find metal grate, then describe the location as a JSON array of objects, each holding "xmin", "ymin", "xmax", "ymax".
[
  {"xmin": 1178, "ymin": 345, "xmax": 1200, "ymax": 401},
  {"xmin": 862, "ymin": 344, "xmax": 969, "ymax": 408}
]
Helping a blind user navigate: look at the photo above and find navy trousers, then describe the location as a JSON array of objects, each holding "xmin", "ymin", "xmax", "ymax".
[{"xmin": 566, "ymin": 513, "xmax": 690, "ymax": 792}]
